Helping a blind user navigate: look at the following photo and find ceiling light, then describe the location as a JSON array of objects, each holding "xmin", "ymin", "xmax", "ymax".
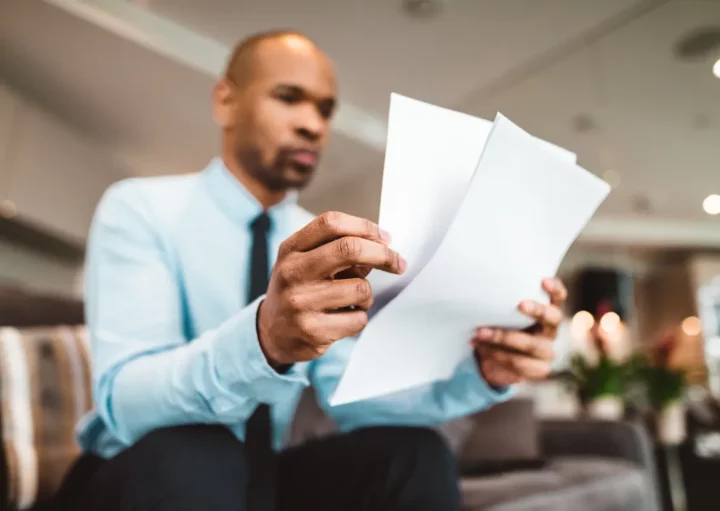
[
  {"xmin": 714, "ymin": 58, "xmax": 720, "ymax": 79},
  {"xmin": 703, "ymin": 194, "xmax": 720, "ymax": 215},
  {"xmin": 682, "ymin": 316, "xmax": 702, "ymax": 336},
  {"xmin": 599, "ymin": 312, "xmax": 620, "ymax": 334}
]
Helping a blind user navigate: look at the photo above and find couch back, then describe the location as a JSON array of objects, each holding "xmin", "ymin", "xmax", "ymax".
[{"xmin": 0, "ymin": 286, "xmax": 89, "ymax": 510}]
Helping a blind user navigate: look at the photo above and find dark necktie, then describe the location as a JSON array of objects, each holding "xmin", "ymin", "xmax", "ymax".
[{"xmin": 246, "ymin": 212, "xmax": 275, "ymax": 511}]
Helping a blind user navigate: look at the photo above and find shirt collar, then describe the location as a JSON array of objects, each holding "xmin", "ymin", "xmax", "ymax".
[{"xmin": 202, "ymin": 157, "xmax": 299, "ymax": 229}]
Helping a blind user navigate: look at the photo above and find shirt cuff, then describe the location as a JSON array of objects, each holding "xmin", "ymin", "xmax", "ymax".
[
  {"xmin": 212, "ymin": 296, "xmax": 308, "ymax": 404},
  {"xmin": 454, "ymin": 355, "xmax": 514, "ymax": 405}
]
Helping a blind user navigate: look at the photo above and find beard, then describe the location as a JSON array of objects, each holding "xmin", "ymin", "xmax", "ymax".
[{"xmin": 238, "ymin": 146, "xmax": 316, "ymax": 192}]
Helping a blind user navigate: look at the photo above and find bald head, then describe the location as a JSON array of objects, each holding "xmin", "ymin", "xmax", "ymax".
[
  {"xmin": 213, "ymin": 30, "xmax": 338, "ymax": 198},
  {"xmin": 225, "ymin": 31, "xmax": 327, "ymax": 89}
]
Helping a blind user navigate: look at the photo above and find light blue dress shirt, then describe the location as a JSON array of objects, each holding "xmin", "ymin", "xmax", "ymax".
[{"xmin": 77, "ymin": 157, "xmax": 511, "ymax": 458}]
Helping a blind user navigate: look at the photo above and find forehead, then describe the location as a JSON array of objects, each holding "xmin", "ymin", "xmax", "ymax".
[{"xmin": 250, "ymin": 37, "xmax": 337, "ymax": 97}]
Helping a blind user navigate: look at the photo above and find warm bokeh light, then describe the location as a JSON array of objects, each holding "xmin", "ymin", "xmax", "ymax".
[
  {"xmin": 714, "ymin": 58, "xmax": 720, "ymax": 79},
  {"xmin": 599, "ymin": 312, "xmax": 621, "ymax": 334},
  {"xmin": 571, "ymin": 310, "xmax": 595, "ymax": 337},
  {"xmin": 682, "ymin": 316, "xmax": 702, "ymax": 336},
  {"xmin": 703, "ymin": 194, "xmax": 720, "ymax": 215}
]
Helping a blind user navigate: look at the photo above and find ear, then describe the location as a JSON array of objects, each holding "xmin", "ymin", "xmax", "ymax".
[{"xmin": 212, "ymin": 78, "xmax": 237, "ymax": 128}]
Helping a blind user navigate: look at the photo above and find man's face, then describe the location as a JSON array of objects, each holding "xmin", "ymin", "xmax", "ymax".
[{"xmin": 216, "ymin": 37, "xmax": 337, "ymax": 191}]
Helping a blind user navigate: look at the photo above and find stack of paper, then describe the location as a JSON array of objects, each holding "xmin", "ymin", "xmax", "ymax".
[{"xmin": 330, "ymin": 93, "xmax": 610, "ymax": 406}]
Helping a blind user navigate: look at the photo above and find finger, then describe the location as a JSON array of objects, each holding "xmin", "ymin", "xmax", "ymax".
[
  {"xmin": 475, "ymin": 345, "xmax": 524, "ymax": 386},
  {"xmin": 335, "ymin": 265, "xmax": 373, "ymax": 280},
  {"xmin": 304, "ymin": 278, "xmax": 374, "ymax": 311},
  {"xmin": 302, "ymin": 236, "xmax": 406, "ymax": 279},
  {"xmin": 474, "ymin": 328, "xmax": 555, "ymax": 361},
  {"xmin": 518, "ymin": 301, "xmax": 563, "ymax": 330},
  {"xmin": 281, "ymin": 211, "xmax": 391, "ymax": 255},
  {"xmin": 317, "ymin": 309, "xmax": 369, "ymax": 341},
  {"xmin": 542, "ymin": 277, "xmax": 567, "ymax": 307},
  {"xmin": 293, "ymin": 309, "xmax": 369, "ymax": 360},
  {"xmin": 478, "ymin": 344, "xmax": 552, "ymax": 380}
]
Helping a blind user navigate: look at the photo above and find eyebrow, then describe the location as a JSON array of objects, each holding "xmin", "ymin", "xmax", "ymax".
[{"xmin": 273, "ymin": 83, "xmax": 336, "ymax": 111}]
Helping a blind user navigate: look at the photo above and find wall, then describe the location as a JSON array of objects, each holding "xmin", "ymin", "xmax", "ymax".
[
  {"xmin": 0, "ymin": 81, "xmax": 125, "ymax": 242},
  {"xmin": 0, "ymin": 81, "xmax": 124, "ymax": 295},
  {"xmin": 0, "ymin": 238, "xmax": 80, "ymax": 296}
]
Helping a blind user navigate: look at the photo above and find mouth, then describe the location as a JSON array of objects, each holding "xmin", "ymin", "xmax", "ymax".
[{"xmin": 287, "ymin": 149, "xmax": 319, "ymax": 169}]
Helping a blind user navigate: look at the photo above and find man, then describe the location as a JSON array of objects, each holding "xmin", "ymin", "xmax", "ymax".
[{"xmin": 59, "ymin": 30, "xmax": 565, "ymax": 511}]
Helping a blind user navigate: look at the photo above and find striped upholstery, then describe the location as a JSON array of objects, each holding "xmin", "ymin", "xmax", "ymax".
[{"xmin": 0, "ymin": 326, "xmax": 91, "ymax": 510}]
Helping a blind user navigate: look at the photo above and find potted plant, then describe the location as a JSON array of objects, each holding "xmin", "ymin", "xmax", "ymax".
[
  {"xmin": 640, "ymin": 329, "xmax": 688, "ymax": 445},
  {"xmin": 559, "ymin": 314, "xmax": 632, "ymax": 420},
  {"xmin": 564, "ymin": 352, "xmax": 627, "ymax": 419}
]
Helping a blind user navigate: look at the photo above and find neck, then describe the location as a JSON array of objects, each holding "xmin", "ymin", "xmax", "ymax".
[{"xmin": 221, "ymin": 148, "xmax": 287, "ymax": 210}]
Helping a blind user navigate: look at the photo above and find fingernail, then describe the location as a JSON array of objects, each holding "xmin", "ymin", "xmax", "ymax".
[
  {"xmin": 521, "ymin": 300, "xmax": 535, "ymax": 314},
  {"xmin": 477, "ymin": 327, "xmax": 493, "ymax": 340},
  {"xmin": 543, "ymin": 278, "xmax": 556, "ymax": 290},
  {"xmin": 398, "ymin": 255, "xmax": 408, "ymax": 272},
  {"xmin": 379, "ymin": 228, "xmax": 392, "ymax": 243}
]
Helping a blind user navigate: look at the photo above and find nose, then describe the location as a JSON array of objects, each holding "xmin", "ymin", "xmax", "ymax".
[{"xmin": 295, "ymin": 106, "xmax": 326, "ymax": 143}]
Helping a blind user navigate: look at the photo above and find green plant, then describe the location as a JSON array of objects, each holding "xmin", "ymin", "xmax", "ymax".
[
  {"xmin": 632, "ymin": 328, "xmax": 688, "ymax": 409},
  {"xmin": 562, "ymin": 353, "xmax": 627, "ymax": 402},
  {"xmin": 639, "ymin": 364, "xmax": 686, "ymax": 409}
]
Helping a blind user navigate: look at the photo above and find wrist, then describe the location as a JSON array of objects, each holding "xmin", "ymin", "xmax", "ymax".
[{"xmin": 256, "ymin": 299, "xmax": 291, "ymax": 370}]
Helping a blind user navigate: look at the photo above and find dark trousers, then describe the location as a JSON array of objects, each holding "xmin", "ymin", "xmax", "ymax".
[{"xmin": 55, "ymin": 425, "xmax": 461, "ymax": 511}]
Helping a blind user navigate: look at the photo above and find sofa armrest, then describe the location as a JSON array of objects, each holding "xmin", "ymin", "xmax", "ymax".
[
  {"xmin": 540, "ymin": 419, "xmax": 654, "ymax": 467},
  {"xmin": 540, "ymin": 419, "xmax": 662, "ymax": 511}
]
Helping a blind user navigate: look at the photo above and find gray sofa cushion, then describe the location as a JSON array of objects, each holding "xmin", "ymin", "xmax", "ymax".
[
  {"xmin": 458, "ymin": 398, "xmax": 541, "ymax": 473},
  {"xmin": 460, "ymin": 457, "xmax": 647, "ymax": 511}
]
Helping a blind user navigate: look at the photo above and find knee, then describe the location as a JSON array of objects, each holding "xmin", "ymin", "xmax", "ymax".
[
  {"xmin": 361, "ymin": 426, "xmax": 458, "ymax": 480},
  {"xmin": 369, "ymin": 427, "xmax": 460, "ymax": 508},
  {"xmin": 391, "ymin": 427, "xmax": 458, "ymax": 477}
]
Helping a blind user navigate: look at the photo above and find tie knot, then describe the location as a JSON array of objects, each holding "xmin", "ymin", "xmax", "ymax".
[{"xmin": 251, "ymin": 212, "xmax": 271, "ymax": 234}]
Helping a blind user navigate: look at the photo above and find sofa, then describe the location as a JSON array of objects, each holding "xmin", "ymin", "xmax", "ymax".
[{"xmin": 0, "ymin": 285, "xmax": 661, "ymax": 510}]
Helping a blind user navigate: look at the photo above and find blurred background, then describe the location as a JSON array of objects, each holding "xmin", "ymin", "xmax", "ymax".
[{"xmin": 1, "ymin": 0, "xmax": 720, "ymax": 509}]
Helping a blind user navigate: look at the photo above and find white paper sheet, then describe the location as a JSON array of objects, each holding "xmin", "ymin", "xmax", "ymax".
[
  {"xmin": 330, "ymin": 96, "xmax": 610, "ymax": 406},
  {"xmin": 367, "ymin": 94, "xmax": 577, "ymax": 315}
]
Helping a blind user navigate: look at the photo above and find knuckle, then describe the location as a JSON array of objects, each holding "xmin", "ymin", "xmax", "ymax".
[
  {"xmin": 545, "ymin": 342, "xmax": 556, "ymax": 361},
  {"xmin": 499, "ymin": 350, "xmax": 513, "ymax": 366},
  {"xmin": 275, "ymin": 264, "xmax": 295, "ymax": 288},
  {"xmin": 295, "ymin": 314, "xmax": 315, "ymax": 338},
  {"xmin": 278, "ymin": 237, "xmax": 295, "ymax": 257},
  {"xmin": 492, "ymin": 329, "xmax": 505, "ymax": 344},
  {"xmin": 355, "ymin": 311, "xmax": 369, "ymax": 330},
  {"xmin": 286, "ymin": 291, "xmax": 303, "ymax": 312},
  {"xmin": 385, "ymin": 247, "xmax": 397, "ymax": 268},
  {"xmin": 356, "ymin": 279, "xmax": 372, "ymax": 301},
  {"xmin": 509, "ymin": 355, "xmax": 524, "ymax": 371},
  {"xmin": 364, "ymin": 218, "xmax": 378, "ymax": 238},
  {"xmin": 319, "ymin": 211, "xmax": 342, "ymax": 234},
  {"xmin": 338, "ymin": 237, "xmax": 361, "ymax": 260},
  {"xmin": 536, "ymin": 363, "xmax": 552, "ymax": 379},
  {"xmin": 305, "ymin": 339, "xmax": 328, "ymax": 358}
]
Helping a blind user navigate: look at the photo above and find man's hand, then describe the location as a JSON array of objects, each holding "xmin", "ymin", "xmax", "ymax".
[
  {"xmin": 258, "ymin": 211, "xmax": 406, "ymax": 366},
  {"xmin": 473, "ymin": 277, "xmax": 567, "ymax": 388}
]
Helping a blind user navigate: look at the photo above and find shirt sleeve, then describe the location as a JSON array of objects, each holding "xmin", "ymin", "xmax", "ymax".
[
  {"xmin": 309, "ymin": 338, "xmax": 512, "ymax": 430},
  {"xmin": 86, "ymin": 182, "xmax": 307, "ymax": 446}
]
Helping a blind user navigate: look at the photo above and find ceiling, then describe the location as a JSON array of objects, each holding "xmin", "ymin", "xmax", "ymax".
[{"xmin": 1, "ymin": 0, "xmax": 720, "ymax": 248}]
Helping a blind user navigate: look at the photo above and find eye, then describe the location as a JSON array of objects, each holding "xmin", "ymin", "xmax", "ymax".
[
  {"xmin": 275, "ymin": 89, "xmax": 302, "ymax": 105},
  {"xmin": 318, "ymin": 101, "xmax": 335, "ymax": 120}
]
